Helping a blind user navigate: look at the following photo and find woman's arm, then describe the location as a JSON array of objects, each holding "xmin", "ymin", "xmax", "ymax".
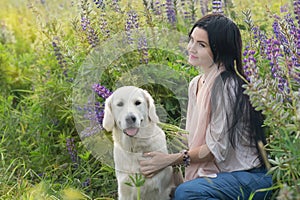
[
  {"xmin": 189, "ymin": 144, "xmax": 214, "ymax": 163},
  {"xmin": 140, "ymin": 145, "xmax": 214, "ymax": 178}
]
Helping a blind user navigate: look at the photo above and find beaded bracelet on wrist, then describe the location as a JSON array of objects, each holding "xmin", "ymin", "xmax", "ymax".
[{"xmin": 182, "ymin": 150, "xmax": 191, "ymax": 167}]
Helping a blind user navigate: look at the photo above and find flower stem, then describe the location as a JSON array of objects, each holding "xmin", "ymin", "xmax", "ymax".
[{"xmin": 137, "ymin": 186, "xmax": 141, "ymax": 200}]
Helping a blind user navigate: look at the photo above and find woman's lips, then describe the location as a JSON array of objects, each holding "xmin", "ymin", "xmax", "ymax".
[{"xmin": 189, "ymin": 55, "xmax": 198, "ymax": 59}]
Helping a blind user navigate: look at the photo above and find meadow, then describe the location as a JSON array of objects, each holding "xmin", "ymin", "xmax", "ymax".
[{"xmin": 0, "ymin": 0, "xmax": 299, "ymax": 199}]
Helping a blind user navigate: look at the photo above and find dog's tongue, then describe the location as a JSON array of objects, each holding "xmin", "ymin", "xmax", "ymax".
[{"xmin": 124, "ymin": 128, "xmax": 139, "ymax": 136}]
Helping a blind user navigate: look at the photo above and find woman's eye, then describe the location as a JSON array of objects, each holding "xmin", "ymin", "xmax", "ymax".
[
  {"xmin": 199, "ymin": 43, "xmax": 205, "ymax": 48},
  {"xmin": 135, "ymin": 100, "xmax": 141, "ymax": 106}
]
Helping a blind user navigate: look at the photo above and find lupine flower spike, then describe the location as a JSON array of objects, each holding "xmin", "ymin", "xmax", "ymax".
[
  {"xmin": 165, "ymin": 0, "xmax": 176, "ymax": 26},
  {"xmin": 92, "ymin": 84, "xmax": 112, "ymax": 128},
  {"xmin": 125, "ymin": 10, "xmax": 139, "ymax": 44},
  {"xmin": 212, "ymin": 0, "xmax": 223, "ymax": 14},
  {"xmin": 66, "ymin": 138, "xmax": 78, "ymax": 164}
]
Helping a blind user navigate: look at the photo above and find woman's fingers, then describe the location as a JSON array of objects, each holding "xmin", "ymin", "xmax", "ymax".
[
  {"xmin": 140, "ymin": 159, "xmax": 157, "ymax": 177},
  {"xmin": 140, "ymin": 165, "xmax": 153, "ymax": 177},
  {"xmin": 140, "ymin": 151, "xmax": 167, "ymax": 177}
]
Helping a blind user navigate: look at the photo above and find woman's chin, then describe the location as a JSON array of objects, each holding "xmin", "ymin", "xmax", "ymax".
[{"xmin": 188, "ymin": 59, "xmax": 200, "ymax": 67}]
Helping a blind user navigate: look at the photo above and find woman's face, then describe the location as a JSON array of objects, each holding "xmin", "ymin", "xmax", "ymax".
[{"xmin": 187, "ymin": 27, "xmax": 214, "ymax": 69}]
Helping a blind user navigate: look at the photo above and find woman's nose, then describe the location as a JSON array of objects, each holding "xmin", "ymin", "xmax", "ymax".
[{"xmin": 188, "ymin": 42, "xmax": 197, "ymax": 53}]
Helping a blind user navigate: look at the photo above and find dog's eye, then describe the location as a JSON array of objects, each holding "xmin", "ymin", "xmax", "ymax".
[
  {"xmin": 117, "ymin": 102, "xmax": 124, "ymax": 107},
  {"xmin": 135, "ymin": 100, "xmax": 141, "ymax": 106}
]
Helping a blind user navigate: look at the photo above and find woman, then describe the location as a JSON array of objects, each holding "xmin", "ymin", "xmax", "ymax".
[{"xmin": 140, "ymin": 13, "xmax": 273, "ymax": 199}]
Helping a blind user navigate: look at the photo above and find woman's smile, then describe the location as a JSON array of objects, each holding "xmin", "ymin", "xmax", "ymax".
[{"xmin": 189, "ymin": 54, "xmax": 198, "ymax": 59}]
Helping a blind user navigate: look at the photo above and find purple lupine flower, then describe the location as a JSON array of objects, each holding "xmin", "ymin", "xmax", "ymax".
[
  {"xmin": 111, "ymin": 0, "xmax": 121, "ymax": 12},
  {"xmin": 284, "ymin": 14, "xmax": 297, "ymax": 45},
  {"xmin": 179, "ymin": 0, "xmax": 189, "ymax": 19},
  {"xmin": 294, "ymin": 25, "xmax": 300, "ymax": 55},
  {"xmin": 125, "ymin": 10, "xmax": 139, "ymax": 44},
  {"xmin": 272, "ymin": 19, "xmax": 290, "ymax": 55},
  {"xmin": 81, "ymin": 17, "xmax": 90, "ymax": 31},
  {"xmin": 183, "ymin": 11, "xmax": 191, "ymax": 20},
  {"xmin": 165, "ymin": 0, "xmax": 176, "ymax": 25},
  {"xmin": 100, "ymin": 13, "xmax": 110, "ymax": 38},
  {"xmin": 280, "ymin": 4, "xmax": 288, "ymax": 13},
  {"xmin": 178, "ymin": 0, "xmax": 195, "ymax": 23},
  {"xmin": 272, "ymin": 19, "xmax": 280, "ymax": 39},
  {"xmin": 153, "ymin": 0, "xmax": 163, "ymax": 15},
  {"xmin": 290, "ymin": 53, "xmax": 300, "ymax": 85},
  {"xmin": 138, "ymin": 34, "xmax": 149, "ymax": 64},
  {"xmin": 243, "ymin": 46, "xmax": 258, "ymax": 83},
  {"xmin": 92, "ymin": 84, "xmax": 112, "ymax": 129},
  {"xmin": 92, "ymin": 84, "xmax": 113, "ymax": 99},
  {"xmin": 93, "ymin": 0, "xmax": 105, "ymax": 9},
  {"xmin": 52, "ymin": 38, "xmax": 68, "ymax": 77},
  {"xmin": 265, "ymin": 11, "xmax": 300, "ymax": 88},
  {"xmin": 81, "ymin": 16, "xmax": 100, "ymax": 47},
  {"xmin": 283, "ymin": 14, "xmax": 300, "ymax": 85},
  {"xmin": 297, "ymin": 28, "xmax": 300, "ymax": 57},
  {"xmin": 80, "ymin": 124, "xmax": 102, "ymax": 138},
  {"xmin": 87, "ymin": 27, "xmax": 100, "ymax": 48},
  {"xmin": 52, "ymin": 40, "xmax": 64, "ymax": 67},
  {"xmin": 294, "ymin": 0, "xmax": 300, "ymax": 26},
  {"xmin": 95, "ymin": 102, "xmax": 105, "ymax": 127},
  {"xmin": 252, "ymin": 26, "xmax": 259, "ymax": 45},
  {"xmin": 212, "ymin": 0, "xmax": 223, "ymax": 14},
  {"xmin": 253, "ymin": 27, "xmax": 268, "ymax": 57},
  {"xmin": 80, "ymin": 84, "xmax": 112, "ymax": 138},
  {"xmin": 126, "ymin": 10, "xmax": 139, "ymax": 29},
  {"xmin": 82, "ymin": 103, "xmax": 96, "ymax": 121},
  {"xmin": 266, "ymin": 38, "xmax": 290, "ymax": 93},
  {"xmin": 190, "ymin": 3, "xmax": 196, "ymax": 23},
  {"xmin": 66, "ymin": 138, "xmax": 78, "ymax": 163}
]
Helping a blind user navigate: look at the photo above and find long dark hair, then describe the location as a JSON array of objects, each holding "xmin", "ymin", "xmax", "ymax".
[{"xmin": 190, "ymin": 14, "xmax": 266, "ymax": 164}]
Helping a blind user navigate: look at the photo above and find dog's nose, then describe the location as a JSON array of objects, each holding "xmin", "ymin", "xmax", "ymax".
[{"xmin": 126, "ymin": 115, "xmax": 136, "ymax": 124}]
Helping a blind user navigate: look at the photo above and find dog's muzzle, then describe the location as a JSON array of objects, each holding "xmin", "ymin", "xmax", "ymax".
[{"xmin": 123, "ymin": 114, "xmax": 140, "ymax": 136}]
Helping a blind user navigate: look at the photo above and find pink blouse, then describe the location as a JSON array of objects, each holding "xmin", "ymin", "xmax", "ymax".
[{"xmin": 185, "ymin": 67, "xmax": 260, "ymax": 181}]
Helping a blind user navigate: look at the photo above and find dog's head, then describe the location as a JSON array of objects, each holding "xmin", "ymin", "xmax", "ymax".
[{"xmin": 103, "ymin": 86, "xmax": 159, "ymax": 137}]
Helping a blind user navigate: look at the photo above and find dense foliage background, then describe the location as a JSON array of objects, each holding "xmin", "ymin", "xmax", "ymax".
[{"xmin": 0, "ymin": 0, "xmax": 299, "ymax": 199}]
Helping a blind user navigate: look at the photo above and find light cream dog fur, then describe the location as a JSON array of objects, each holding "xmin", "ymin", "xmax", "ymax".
[{"xmin": 103, "ymin": 86, "xmax": 174, "ymax": 200}]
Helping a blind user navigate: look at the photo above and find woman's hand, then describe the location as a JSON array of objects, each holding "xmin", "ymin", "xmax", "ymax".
[{"xmin": 140, "ymin": 151, "xmax": 180, "ymax": 178}]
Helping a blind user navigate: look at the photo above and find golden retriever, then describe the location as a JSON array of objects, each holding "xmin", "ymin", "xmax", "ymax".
[{"xmin": 103, "ymin": 86, "xmax": 174, "ymax": 200}]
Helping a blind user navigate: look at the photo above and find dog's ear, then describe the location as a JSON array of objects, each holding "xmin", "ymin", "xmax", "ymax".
[
  {"xmin": 103, "ymin": 95, "xmax": 114, "ymax": 132},
  {"xmin": 142, "ymin": 89, "xmax": 159, "ymax": 123}
]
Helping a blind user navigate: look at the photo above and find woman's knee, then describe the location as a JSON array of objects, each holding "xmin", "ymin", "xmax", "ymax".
[
  {"xmin": 173, "ymin": 183, "xmax": 190, "ymax": 200},
  {"xmin": 173, "ymin": 181, "xmax": 206, "ymax": 200},
  {"xmin": 173, "ymin": 178, "xmax": 218, "ymax": 199}
]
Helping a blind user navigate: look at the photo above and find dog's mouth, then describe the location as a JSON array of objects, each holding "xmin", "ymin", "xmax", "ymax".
[{"xmin": 123, "ymin": 127, "xmax": 139, "ymax": 137}]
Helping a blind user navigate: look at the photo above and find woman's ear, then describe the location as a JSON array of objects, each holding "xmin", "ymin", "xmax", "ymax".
[
  {"xmin": 142, "ymin": 89, "xmax": 159, "ymax": 123},
  {"xmin": 103, "ymin": 95, "xmax": 114, "ymax": 132}
]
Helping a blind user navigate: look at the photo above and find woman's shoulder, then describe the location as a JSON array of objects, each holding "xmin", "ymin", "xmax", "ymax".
[
  {"xmin": 189, "ymin": 75, "xmax": 201, "ymax": 87},
  {"xmin": 190, "ymin": 74, "xmax": 201, "ymax": 83}
]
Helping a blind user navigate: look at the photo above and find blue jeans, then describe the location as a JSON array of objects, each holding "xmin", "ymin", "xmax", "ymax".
[{"xmin": 174, "ymin": 168, "xmax": 272, "ymax": 200}]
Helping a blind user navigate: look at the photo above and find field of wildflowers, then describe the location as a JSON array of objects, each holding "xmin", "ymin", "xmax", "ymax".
[{"xmin": 0, "ymin": 0, "xmax": 299, "ymax": 199}]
